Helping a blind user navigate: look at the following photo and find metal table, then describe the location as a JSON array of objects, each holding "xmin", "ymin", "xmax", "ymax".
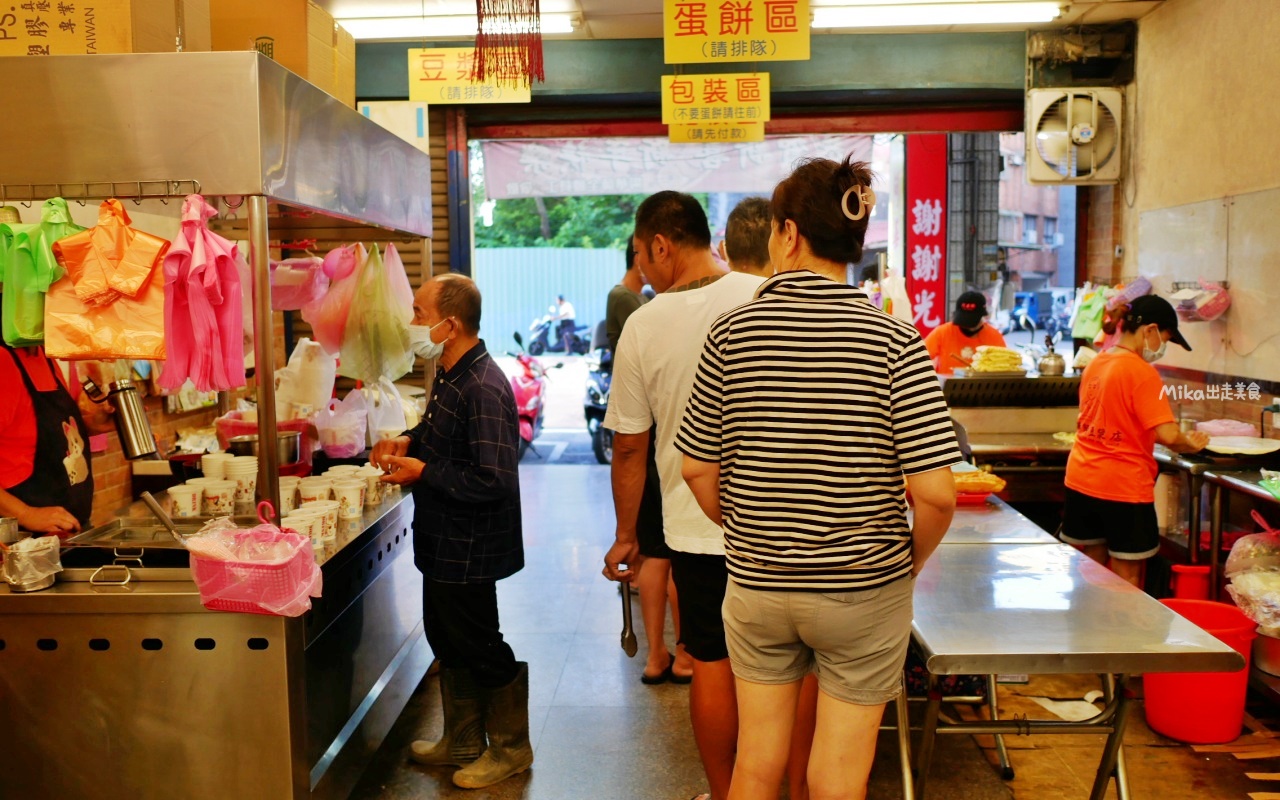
[
  {"xmin": 935, "ymin": 497, "xmax": 1061, "ymax": 545},
  {"xmin": 966, "ymin": 433, "xmax": 1074, "ymax": 459},
  {"xmin": 1203, "ymin": 469, "xmax": 1280, "ymax": 600},
  {"xmin": 908, "ymin": 542, "xmax": 1244, "ymax": 800}
]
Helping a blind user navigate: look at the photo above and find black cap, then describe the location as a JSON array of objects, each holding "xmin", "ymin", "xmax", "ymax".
[
  {"xmin": 953, "ymin": 291, "xmax": 988, "ymax": 329},
  {"xmin": 1127, "ymin": 294, "xmax": 1191, "ymax": 351}
]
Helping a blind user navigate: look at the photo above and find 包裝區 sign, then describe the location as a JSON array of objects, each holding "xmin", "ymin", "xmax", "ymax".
[
  {"xmin": 664, "ymin": 0, "xmax": 809, "ymax": 64},
  {"xmin": 661, "ymin": 73, "xmax": 770, "ymax": 124},
  {"xmin": 408, "ymin": 48, "xmax": 532, "ymax": 104},
  {"xmin": 668, "ymin": 122, "xmax": 765, "ymax": 143}
]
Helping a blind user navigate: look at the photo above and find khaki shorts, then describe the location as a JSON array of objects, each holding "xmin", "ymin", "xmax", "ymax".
[{"xmin": 722, "ymin": 576, "xmax": 914, "ymax": 706}]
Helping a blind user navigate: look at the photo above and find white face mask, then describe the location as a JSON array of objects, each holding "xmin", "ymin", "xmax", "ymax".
[
  {"xmin": 408, "ymin": 319, "xmax": 451, "ymax": 360},
  {"xmin": 1141, "ymin": 327, "xmax": 1167, "ymax": 363}
]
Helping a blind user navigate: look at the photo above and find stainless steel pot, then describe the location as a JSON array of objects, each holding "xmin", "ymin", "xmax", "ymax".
[{"xmin": 227, "ymin": 431, "xmax": 302, "ymax": 464}]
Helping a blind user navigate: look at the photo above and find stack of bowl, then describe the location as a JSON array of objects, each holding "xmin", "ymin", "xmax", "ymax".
[{"xmin": 224, "ymin": 456, "xmax": 259, "ymax": 506}]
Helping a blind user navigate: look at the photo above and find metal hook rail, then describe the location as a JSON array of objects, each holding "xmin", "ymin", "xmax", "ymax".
[{"xmin": 0, "ymin": 180, "xmax": 202, "ymax": 206}]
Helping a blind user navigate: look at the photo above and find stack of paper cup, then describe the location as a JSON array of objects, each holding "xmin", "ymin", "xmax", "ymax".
[
  {"xmin": 326, "ymin": 465, "xmax": 362, "ymax": 482},
  {"xmin": 225, "ymin": 457, "xmax": 259, "ymax": 505},
  {"xmin": 299, "ymin": 500, "xmax": 340, "ymax": 540},
  {"xmin": 168, "ymin": 483, "xmax": 203, "ymax": 518},
  {"xmin": 201, "ymin": 452, "xmax": 234, "ymax": 480},
  {"xmin": 200, "ymin": 480, "xmax": 238, "ymax": 515},
  {"xmin": 357, "ymin": 465, "xmax": 384, "ymax": 507},
  {"xmin": 298, "ymin": 476, "xmax": 332, "ymax": 504},
  {"xmin": 332, "ymin": 479, "xmax": 365, "ymax": 519},
  {"xmin": 278, "ymin": 475, "xmax": 301, "ymax": 515}
]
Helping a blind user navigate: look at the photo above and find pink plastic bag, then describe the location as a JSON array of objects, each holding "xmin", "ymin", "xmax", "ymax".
[
  {"xmin": 302, "ymin": 243, "xmax": 365, "ymax": 354},
  {"xmin": 270, "ymin": 257, "xmax": 328, "ymax": 311},
  {"xmin": 188, "ymin": 524, "xmax": 321, "ymax": 617}
]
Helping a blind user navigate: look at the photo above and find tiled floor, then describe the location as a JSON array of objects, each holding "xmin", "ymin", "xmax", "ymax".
[{"xmin": 349, "ymin": 465, "xmax": 1269, "ymax": 799}]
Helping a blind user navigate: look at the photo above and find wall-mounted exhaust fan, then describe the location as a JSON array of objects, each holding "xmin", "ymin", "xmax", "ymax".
[{"xmin": 1026, "ymin": 88, "xmax": 1123, "ymax": 185}]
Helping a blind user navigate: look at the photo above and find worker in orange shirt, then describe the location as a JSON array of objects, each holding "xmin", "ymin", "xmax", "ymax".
[{"xmin": 924, "ymin": 291, "xmax": 1007, "ymax": 375}]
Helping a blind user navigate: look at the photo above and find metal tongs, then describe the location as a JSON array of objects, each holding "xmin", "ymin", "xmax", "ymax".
[
  {"xmin": 620, "ymin": 572, "xmax": 638, "ymax": 658},
  {"xmin": 140, "ymin": 491, "xmax": 185, "ymax": 545}
]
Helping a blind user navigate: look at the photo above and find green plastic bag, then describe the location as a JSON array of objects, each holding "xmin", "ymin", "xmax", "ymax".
[
  {"xmin": 0, "ymin": 198, "xmax": 85, "ymax": 347},
  {"xmin": 337, "ymin": 244, "xmax": 413, "ymax": 384}
]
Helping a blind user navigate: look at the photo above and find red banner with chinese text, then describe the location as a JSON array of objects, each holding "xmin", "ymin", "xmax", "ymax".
[{"xmin": 904, "ymin": 134, "xmax": 948, "ymax": 338}]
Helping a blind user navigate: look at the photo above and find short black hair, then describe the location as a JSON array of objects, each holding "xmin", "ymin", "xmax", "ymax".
[
  {"xmin": 634, "ymin": 191, "xmax": 711, "ymax": 253},
  {"xmin": 430, "ymin": 273, "xmax": 482, "ymax": 335},
  {"xmin": 858, "ymin": 264, "xmax": 879, "ymax": 283},
  {"xmin": 624, "ymin": 238, "xmax": 637, "ymax": 270},
  {"xmin": 724, "ymin": 197, "xmax": 771, "ymax": 270}
]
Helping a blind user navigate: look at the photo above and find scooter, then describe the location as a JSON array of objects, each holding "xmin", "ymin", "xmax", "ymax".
[
  {"xmin": 528, "ymin": 307, "xmax": 592, "ymax": 356},
  {"xmin": 507, "ymin": 332, "xmax": 556, "ymax": 460},
  {"xmin": 584, "ymin": 337, "xmax": 613, "ymax": 465}
]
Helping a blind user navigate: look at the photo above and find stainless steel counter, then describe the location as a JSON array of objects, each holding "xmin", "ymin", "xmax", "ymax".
[
  {"xmin": 935, "ymin": 497, "xmax": 1060, "ymax": 545},
  {"xmin": 966, "ymin": 433, "xmax": 1073, "ymax": 459},
  {"xmin": 0, "ymin": 493, "xmax": 427, "ymax": 800}
]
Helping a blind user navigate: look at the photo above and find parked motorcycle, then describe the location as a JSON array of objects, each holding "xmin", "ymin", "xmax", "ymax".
[
  {"xmin": 584, "ymin": 324, "xmax": 612, "ymax": 465},
  {"xmin": 507, "ymin": 332, "xmax": 557, "ymax": 461},
  {"xmin": 528, "ymin": 306, "xmax": 592, "ymax": 356}
]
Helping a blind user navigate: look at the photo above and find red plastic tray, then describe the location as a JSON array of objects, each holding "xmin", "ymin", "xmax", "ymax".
[{"xmin": 956, "ymin": 492, "xmax": 994, "ymax": 506}]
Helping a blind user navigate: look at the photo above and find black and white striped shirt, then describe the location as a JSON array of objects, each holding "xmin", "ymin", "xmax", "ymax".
[{"xmin": 676, "ymin": 271, "xmax": 960, "ymax": 591}]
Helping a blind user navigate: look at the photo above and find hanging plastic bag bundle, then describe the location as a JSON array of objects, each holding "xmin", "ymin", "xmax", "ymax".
[
  {"xmin": 302, "ymin": 243, "xmax": 365, "ymax": 355},
  {"xmin": 157, "ymin": 195, "xmax": 247, "ymax": 391},
  {"xmin": 0, "ymin": 198, "xmax": 86, "ymax": 347},
  {"xmin": 314, "ymin": 392, "xmax": 368, "ymax": 458},
  {"xmin": 45, "ymin": 199, "xmax": 171, "ymax": 360},
  {"xmin": 270, "ymin": 256, "xmax": 329, "ymax": 311},
  {"xmin": 337, "ymin": 244, "xmax": 414, "ymax": 384},
  {"xmin": 274, "ymin": 337, "xmax": 338, "ymax": 421}
]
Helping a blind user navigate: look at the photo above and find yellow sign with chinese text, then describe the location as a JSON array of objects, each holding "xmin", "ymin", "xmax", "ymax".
[
  {"xmin": 661, "ymin": 73, "xmax": 770, "ymax": 125},
  {"xmin": 408, "ymin": 48, "xmax": 532, "ymax": 105},
  {"xmin": 668, "ymin": 122, "xmax": 765, "ymax": 144},
  {"xmin": 0, "ymin": 2, "xmax": 131, "ymax": 56},
  {"xmin": 664, "ymin": 0, "xmax": 809, "ymax": 64}
]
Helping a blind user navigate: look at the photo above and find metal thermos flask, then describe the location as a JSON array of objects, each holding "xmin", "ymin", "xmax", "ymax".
[{"xmin": 83, "ymin": 378, "xmax": 157, "ymax": 460}]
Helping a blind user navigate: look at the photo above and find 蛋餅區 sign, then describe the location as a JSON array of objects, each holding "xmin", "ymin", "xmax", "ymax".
[{"xmin": 664, "ymin": 0, "xmax": 810, "ymax": 64}]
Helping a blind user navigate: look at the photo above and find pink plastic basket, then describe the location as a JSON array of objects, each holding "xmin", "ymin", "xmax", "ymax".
[{"xmin": 190, "ymin": 526, "xmax": 321, "ymax": 617}]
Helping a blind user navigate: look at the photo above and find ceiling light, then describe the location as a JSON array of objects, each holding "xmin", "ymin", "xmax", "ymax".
[
  {"xmin": 340, "ymin": 13, "xmax": 580, "ymax": 41},
  {"xmin": 812, "ymin": 2, "xmax": 1062, "ymax": 28}
]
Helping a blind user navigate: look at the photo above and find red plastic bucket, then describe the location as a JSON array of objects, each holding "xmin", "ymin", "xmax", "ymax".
[
  {"xmin": 1144, "ymin": 599, "xmax": 1256, "ymax": 744},
  {"xmin": 1170, "ymin": 564, "xmax": 1211, "ymax": 600}
]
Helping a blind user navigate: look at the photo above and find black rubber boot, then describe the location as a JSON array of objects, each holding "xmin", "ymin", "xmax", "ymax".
[
  {"xmin": 452, "ymin": 662, "xmax": 533, "ymax": 788},
  {"xmin": 410, "ymin": 668, "xmax": 486, "ymax": 767}
]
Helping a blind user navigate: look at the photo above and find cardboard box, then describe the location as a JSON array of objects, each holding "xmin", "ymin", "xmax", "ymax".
[
  {"xmin": 0, "ymin": 0, "xmax": 210, "ymax": 57},
  {"xmin": 210, "ymin": 0, "xmax": 339, "ymax": 92},
  {"xmin": 334, "ymin": 24, "xmax": 356, "ymax": 107}
]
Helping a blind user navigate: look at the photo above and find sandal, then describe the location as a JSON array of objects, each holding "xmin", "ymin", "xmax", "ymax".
[{"xmin": 641, "ymin": 651, "xmax": 674, "ymax": 685}]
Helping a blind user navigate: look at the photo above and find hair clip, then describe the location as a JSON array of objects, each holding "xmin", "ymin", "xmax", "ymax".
[{"xmin": 841, "ymin": 185, "xmax": 876, "ymax": 221}]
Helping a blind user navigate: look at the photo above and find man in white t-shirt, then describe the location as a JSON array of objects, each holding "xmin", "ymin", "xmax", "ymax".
[{"xmin": 602, "ymin": 191, "xmax": 762, "ymax": 800}]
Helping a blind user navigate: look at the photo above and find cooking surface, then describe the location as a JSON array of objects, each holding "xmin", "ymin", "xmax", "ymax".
[{"xmin": 967, "ymin": 433, "xmax": 1074, "ymax": 458}]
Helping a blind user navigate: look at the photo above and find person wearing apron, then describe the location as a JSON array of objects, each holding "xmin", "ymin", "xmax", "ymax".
[{"xmin": 0, "ymin": 342, "xmax": 95, "ymax": 535}]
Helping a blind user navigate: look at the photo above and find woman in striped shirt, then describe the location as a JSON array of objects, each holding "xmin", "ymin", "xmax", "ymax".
[{"xmin": 678, "ymin": 156, "xmax": 960, "ymax": 800}]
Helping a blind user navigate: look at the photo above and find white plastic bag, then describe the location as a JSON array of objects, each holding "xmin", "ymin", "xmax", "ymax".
[
  {"xmin": 274, "ymin": 338, "xmax": 338, "ymax": 421},
  {"xmin": 363, "ymin": 377, "xmax": 408, "ymax": 445},
  {"xmin": 314, "ymin": 392, "xmax": 368, "ymax": 458},
  {"xmin": 1, "ymin": 535, "xmax": 63, "ymax": 588}
]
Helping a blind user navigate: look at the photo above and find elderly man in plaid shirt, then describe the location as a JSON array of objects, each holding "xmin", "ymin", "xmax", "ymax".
[{"xmin": 373, "ymin": 273, "xmax": 530, "ymax": 789}]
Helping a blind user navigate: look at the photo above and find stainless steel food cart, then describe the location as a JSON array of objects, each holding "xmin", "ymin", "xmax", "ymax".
[{"xmin": 0, "ymin": 52, "xmax": 434, "ymax": 800}]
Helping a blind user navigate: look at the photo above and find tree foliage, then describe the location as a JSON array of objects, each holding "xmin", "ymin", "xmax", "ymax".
[{"xmin": 474, "ymin": 195, "xmax": 648, "ymax": 249}]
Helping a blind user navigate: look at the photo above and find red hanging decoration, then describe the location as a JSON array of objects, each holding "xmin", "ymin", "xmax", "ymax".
[{"xmin": 473, "ymin": 0, "xmax": 545, "ymax": 88}]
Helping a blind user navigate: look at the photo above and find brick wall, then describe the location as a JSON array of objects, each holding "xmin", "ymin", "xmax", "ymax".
[{"xmin": 1085, "ymin": 185, "xmax": 1125, "ymax": 284}]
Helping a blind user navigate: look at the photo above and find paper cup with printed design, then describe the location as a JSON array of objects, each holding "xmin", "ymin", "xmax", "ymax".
[
  {"xmin": 298, "ymin": 477, "xmax": 332, "ymax": 504},
  {"xmin": 168, "ymin": 484, "xmax": 202, "ymax": 518},
  {"xmin": 332, "ymin": 480, "xmax": 365, "ymax": 519},
  {"xmin": 357, "ymin": 466, "xmax": 384, "ymax": 506},
  {"xmin": 201, "ymin": 480, "xmax": 238, "ymax": 516},
  {"xmin": 300, "ymin": 500, "xmax": 339, "ymax": 539}
]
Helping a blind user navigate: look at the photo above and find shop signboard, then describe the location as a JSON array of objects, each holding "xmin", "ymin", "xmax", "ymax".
[
  {"xmin": 358, "ymin": 102, "xmax": 431, "ymax": 155},
  {"xmin": 904, "ymin": 133, "xmax": 948, "ymax": 338},
  {"xmin": 668, "ymin": 121, "xmax": 765, "ymax": 143},
  {"xmin": 408, "ymin": 47, "xmax": 532, "ymax": 104},
  {"xmin": 663, "ymin": 0, "xmax": 809, "ymax": 64},
  {"xmin": 660, "ymin": 73, "xmax": 770, "ymax": 124}
]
